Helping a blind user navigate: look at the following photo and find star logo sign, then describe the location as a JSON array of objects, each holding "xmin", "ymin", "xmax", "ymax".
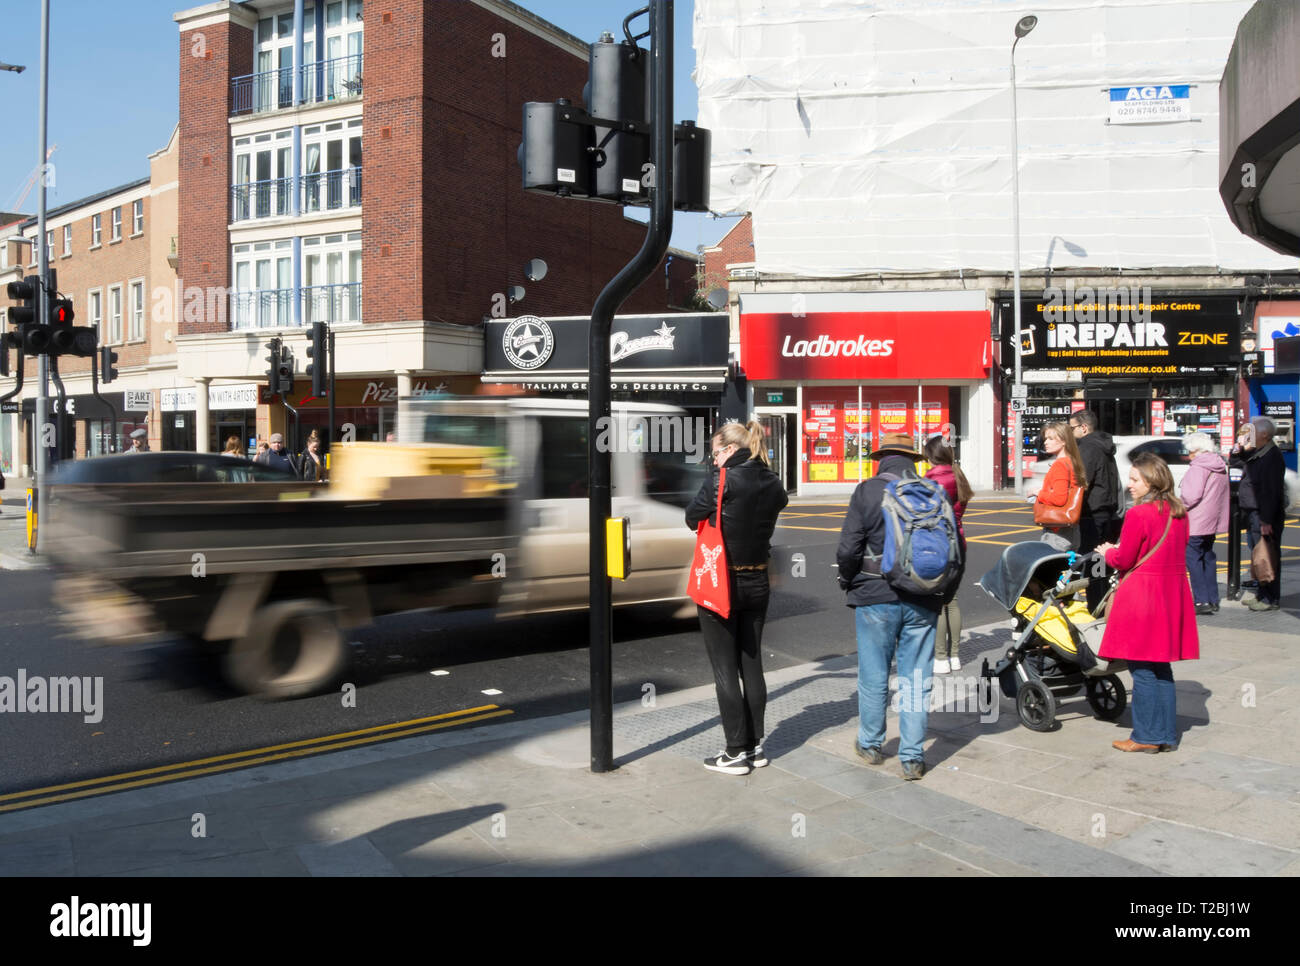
[
  {"xmin": 502, "ymin": 316, "xmax": 555, "ymax": 370},
  {"xmin": 654, "ymin": 322, "xmax": 675, "ymax": 341}
]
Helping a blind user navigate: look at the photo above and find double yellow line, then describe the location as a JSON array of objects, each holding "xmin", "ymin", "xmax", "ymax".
[{"xmin": 0, "ymin": 704, "xmax": 513, "ymax": 813}]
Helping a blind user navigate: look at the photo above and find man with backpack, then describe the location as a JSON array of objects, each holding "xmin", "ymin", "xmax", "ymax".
[{"xmin": 837, "ymin": 432, "xmax": 963, "ymax": 781}]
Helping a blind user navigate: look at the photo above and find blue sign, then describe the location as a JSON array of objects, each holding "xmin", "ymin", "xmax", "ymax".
[{"xmin": 1109, "ymin": 85, "xmax": 1190, "ymax": 102}]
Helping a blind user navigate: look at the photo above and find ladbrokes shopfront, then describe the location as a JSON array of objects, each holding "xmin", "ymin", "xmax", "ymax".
[
  {"xmin": 739, "ymin": 292, "xmax": 996, "ymax": 494},
  {"xmin": 997, "ymin": 289, "xmax": 1242, "ymax": 478}
]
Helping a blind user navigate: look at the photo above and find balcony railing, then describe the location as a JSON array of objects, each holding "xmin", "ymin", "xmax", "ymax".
[
  {"xmin": 231, "ymin": 53, "xmax": 362, "ymax": 116},
  {"xmin": 231, "ymin": 177, "xmax": 294, "ymax": 222},
  {"xmin": 231, "ymin": 288, "xmax": 295, "ymax": 330},
  {"xmin": 229, "ymin": 283, "xmax": 361, "ymax": 330},
  {"xmin": 302, "ymin": 282, "xmax": 361, "ymax": 325},
  {"xmin": 302, "ymin": 167, "xmax": 362, "ymax": 213}
]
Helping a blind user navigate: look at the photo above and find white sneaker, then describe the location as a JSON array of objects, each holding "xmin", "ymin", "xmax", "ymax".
[
  {"xmin": 949, "ymin": 655, "xmax": 962, "ymax": 672},
  {"xmin": 933, "ymin": 658, "xmax": 950, "ymax": 674}
]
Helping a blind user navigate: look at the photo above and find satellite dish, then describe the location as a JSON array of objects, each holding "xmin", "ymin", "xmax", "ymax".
[
  {"xmin": 706, "ymin": 288, "xmax": 728, "ymax": 310},
  {"xmin": 525, "ymin": 258, "xmax": 548, "ymax": 282},
  {"xmin": 507, "ymin": 285, "xmax": 526, "ymax": 304}
]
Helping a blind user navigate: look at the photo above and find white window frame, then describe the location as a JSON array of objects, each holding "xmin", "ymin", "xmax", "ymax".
[
  {"xmin": 132, "ymin": 199, "xmax": 144, "ymax": 236},
  {"xmin": 91, "ymin": 214, "xmax": 102, "ymax": 248},
  {"xmin": 87, "ymin": 288, "xmax": 103, "ymax": 342},
  {"xmin": 107, "ymin": 284, "xmax": 123, "ymax": 344},
  {"xmin": 128, "ymin": 278, "xmax": 145, "ymax": 342},
  {"xmin": 232, "ymin": 239, "xmax": 294, "ymax": 328},
  {"xmin": 111, "ymin": 207, "xmax": 122, "ymax": 242},
  {"xmin": 62, "ymin": 225, "xmax": 71, "ymax": 256},
  {"xmin": 45, "ymin": 231, "xmax": 53, "ymax": 262}
]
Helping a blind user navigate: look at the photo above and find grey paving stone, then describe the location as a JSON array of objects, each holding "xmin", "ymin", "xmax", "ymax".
[
  {"xmin": 71, "ymin": 818, "xmax": 269, "ymax": 877},
  {"xmin": 768, "ymin": 745, "xmax": 858, "ymax": 781},
  {"xmin": 0, "ymin": 832, "xmax": 74, "ymax": 875},
  {"xmin": 812, "ymin": 762, "xmax": 900, "ymax": 798},
  {"xmin": 805, "ymin": 798, "xmax": 931, "ymax": 850},
  {"xmin": 111, "ymin": 847, "xmax": 310, "ymax": 877},
  {"xmin": 858, "ymin": 782, "xmax": 978, "ymax": 824},
  {"xmin": 1165, "ymin": 750, "xmax": 1300, "ymax": 802},
  {"xmin": 808, "ymin": 840, "xmax": 997, "ymax": 876},
  {"xmin": 1106, "ymin": 820, "xmax": 1297, "ymax": 877},
  {"xmin": 935, "ymin": 807, "xmax": 1159, "ymax": 876},
  {"xmin": 297, "ymin": 837, "xmax": 401, "ymax": 876}
]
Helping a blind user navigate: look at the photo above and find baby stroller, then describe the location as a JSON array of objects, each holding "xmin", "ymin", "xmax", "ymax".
[{"xmin": 977, "ymin": 543, "xmax": 1128, "ymax": 732}]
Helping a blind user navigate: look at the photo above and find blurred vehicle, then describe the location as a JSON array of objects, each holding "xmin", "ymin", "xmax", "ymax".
[
  {"xmin": 46, "ymin": 398, "xmax": 706, "ymax": 698},
  {"xmin": 51, "ymin": 451, "xmax": 299, "ymax": 484}
]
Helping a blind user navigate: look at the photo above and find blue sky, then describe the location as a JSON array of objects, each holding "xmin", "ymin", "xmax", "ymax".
[{"xmin": 0, "ymin": 0, "xmax": 736, "ymax": 254}]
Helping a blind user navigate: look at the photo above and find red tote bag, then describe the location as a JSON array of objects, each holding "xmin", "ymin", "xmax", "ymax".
[{"xmin": 689, "ymin": 467, "xmax": 731, "ymax": 618}]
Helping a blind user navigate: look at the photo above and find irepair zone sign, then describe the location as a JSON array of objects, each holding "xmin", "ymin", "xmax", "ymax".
[{"xmin": 738, "ymin": 292, "xmax": 992, "ymax": 381}]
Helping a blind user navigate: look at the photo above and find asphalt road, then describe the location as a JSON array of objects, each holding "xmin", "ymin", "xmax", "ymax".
[{"xmin": 8, "ymin": 494, "xmax": 1282, "ymax": 809}]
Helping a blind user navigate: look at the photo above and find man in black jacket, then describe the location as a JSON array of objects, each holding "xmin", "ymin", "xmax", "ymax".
[
  {"xmin": 1069, "ymin": 410, "xmax": 1120, "ymax": 551},
  {"xmin": 836, "ymin": 433, "xmax": 942, "ymax": 781},
  {"xmin": 1237, "ymin": 417, "xmax": 1287, "ymax": 611}
]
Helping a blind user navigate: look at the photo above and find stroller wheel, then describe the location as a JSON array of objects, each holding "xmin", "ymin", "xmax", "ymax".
[
  {"xmin": 1016, "ymin": 680, "xmax": 1056, "ymax": 732},
  {"xmin": 1086, "ymin": 674, "xmax": 1127, "ymax": 721}
]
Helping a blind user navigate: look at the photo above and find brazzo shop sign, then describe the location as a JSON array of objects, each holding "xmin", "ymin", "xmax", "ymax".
[{"xmin": 483, "ymin": 314, "xmax": 728, "ymax": 377}]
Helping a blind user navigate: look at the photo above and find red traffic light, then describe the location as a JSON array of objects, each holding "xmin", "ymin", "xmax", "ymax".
[{"xmin": 52, "ymin": 299, "xmax": 74, "ymax": 325}]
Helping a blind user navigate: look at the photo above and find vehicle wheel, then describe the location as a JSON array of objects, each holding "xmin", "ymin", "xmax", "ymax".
[
  {"xmin": 223, "ymin": 599, "xmax": 345, "ymax": 699},
  {"xmin": 1086, "ymin": 674, "xmax": 1127, "ymax": 721},
  {"xmin": 1016, "ymin": 679, "xmax": 1056, "ymax": 732}
]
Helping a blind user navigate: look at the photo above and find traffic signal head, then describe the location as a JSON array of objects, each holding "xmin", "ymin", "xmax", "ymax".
[
  {"xmin": 306, "ymin": 321, "xmax": 327, "ymax": 398},
  {"xmin": 519, "ymin": 100, "xmax": 592, "ymax": 197},
  {"xmin": 51, "ymin": 298, "xmax": 74, "ymax": 326},
  {"xmin": 99, "ymin": 345, "xmax": 119, "ymax": 384},
  {"xmin": 264, "ymin": 337, "xmax": 282, "ymax": 393},
  {"xmin": 584, "ymin": 36, "xmax": 650, "ymax": 203},
  {"xmin": 6, "ymin": 275, "xmax": 39, "ymax": 326},
  {"xmin": 277, "ymin": 348, "xmax": 294, "ymax": 397},
  {"xmin": 673, "ymin": 121, "xmax": 711, "ymax": 213}
]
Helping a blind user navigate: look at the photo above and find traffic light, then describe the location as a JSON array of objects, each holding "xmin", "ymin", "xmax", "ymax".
[
  {"xmin": 48, "ymin": 297, "xmax": 78, "ymax": 355},
  {"xmin": 264, "ymin": 337, "xmax": 282, "ymax": 394},
  {"xmin": 673, "ymin": 121, "xmax": 711, "ymax": 213},
  {"xmin": 519, "ymin": 99, "xmax": 592, "ymax": 197},
  {"xmin": 277, "ymin": 346, "xmax": 295, "ymax": 398},
  {"xmin": 99, "ymin": 345, "xmax": 119, "ymax": 384},
  {"xmin": 6, "ymin": 275, "xmax": 39, "ymax": 327},
  {"xmin": 305, "ymin": 320, "xmax": 327, "ymax": 398},
  {"xmin": 583, "ymin": 34, "xmax": 649, "ymax": 203}
]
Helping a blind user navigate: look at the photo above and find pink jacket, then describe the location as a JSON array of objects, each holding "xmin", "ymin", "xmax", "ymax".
[
  {"xmin": 1179, "ymin": 451, "xmax": 1229, "ymax": 536},
  {"xmin": 925, "ymin": 463, "xmax": 966, "ymax": 537},
  {"xmin": 1099, "ymin": 501, "xmax": 1199, "ymax": 663}
]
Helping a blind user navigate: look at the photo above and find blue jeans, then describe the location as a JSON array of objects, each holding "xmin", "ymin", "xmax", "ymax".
[
  {"xmin": 1185, "ymin": 534, "xmax": 1218, "ymax": 606},
  {"xmin": 855, "ymin": 601, "xmax": 938, "ymax": 762},
  {"xmin": 1129, "ymin": 661, "xmax": 1177, "ymax": 746}
]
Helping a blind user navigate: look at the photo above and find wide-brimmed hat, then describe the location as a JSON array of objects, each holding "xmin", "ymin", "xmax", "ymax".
[{"xmin": 868, "ymin": 432, "xmax": 920, "ymax": 460}]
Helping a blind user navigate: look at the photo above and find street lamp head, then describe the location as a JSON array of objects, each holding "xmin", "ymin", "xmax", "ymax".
[{"xmin": 1015, "ymin": 15, "xmax": 1038, "ymax": 38}]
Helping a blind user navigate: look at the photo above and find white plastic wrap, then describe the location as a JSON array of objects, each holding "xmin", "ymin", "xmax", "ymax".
[{"xmin": 694, "ymin": 0, "xmax": 1299, "ymax": 275}]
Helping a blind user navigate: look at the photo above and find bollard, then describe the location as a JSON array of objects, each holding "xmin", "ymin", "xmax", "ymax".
[{"xmin": 1226, "ymin": 467, "xmax": 1242, "ymax": 600}]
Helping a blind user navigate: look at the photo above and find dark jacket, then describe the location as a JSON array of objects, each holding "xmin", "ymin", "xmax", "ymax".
[
  {"xmin": 1077, "ymin": 430, "xmax": 1119, "ymax": 516},
  {"xmin": 836, "ymin": 454, "xmax": 945, "ymax": 612},
  {"xmin": 685, "ymin": 447, "xmax": 788, "ymax": 567},
  {"xmin": 1240, "ymin": 442, "xmax": 1287, "ymax": 528},
  {"xmin": 300, "ymin": 449, "xmax": 326, "ymax": 482},
  {"xmin": 258, "ymin": 447, "xmax": 297, "ymax": 476}
]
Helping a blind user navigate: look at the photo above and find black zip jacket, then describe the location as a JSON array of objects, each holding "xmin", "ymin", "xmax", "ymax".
[
  {"xmin": 836, "ymin": 454, "xmax": 945, "ymax": 611},
  {"xmin": 1240, "ymin": 442, "xmax": 1287, "ymax": 529},
  {"xmin": 685, "ymin": 447, "xmax": 788, "ymax": 567},
  {"xmin": 1077, "ymin": 431, "xmax": 1119, "ymax": 516}
]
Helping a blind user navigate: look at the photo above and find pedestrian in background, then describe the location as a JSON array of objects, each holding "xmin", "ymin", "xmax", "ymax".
[
  {"xmin": 254, "ymin": 438, "xmax": 269, "ymax": 462},
  {"xmin": 837, "ymin": 433, "xmax": 944, "ymax": 781},
  {"xmin": 924, "ymin": 435, "xmax": 970, "ymax": 674},
  {"xmin": 300, "ymin": 430, "xmax": 327, "ymax": 482},
  {"xmin": 257, "ymin": 433, "xmax": 296, "ymax": 475},
  {"xmin": 222, "ymin": 435, "xmax": 244, "ymax": 458},
  {"xmin": 685, "ymin": 420, "xmax": 788, "ymax": 776},
  {"xmin": 1033, "ymin": 421, "xmax": 1086, "ymax": 551},
  {"xmin": 1095, "ymin": 454, "xmax": 1198, "ymax": 753},
  {"xmin": 1233, "ymin": 416, "xmax": 1287, "ymax": 612},
  {"xmin": 1070, "ymin": 409, "xmax": 1120, "ymax": 548},
  {"xmin": 1179, "ymin": 432, "xmax": 1228, "ymax": 615}
]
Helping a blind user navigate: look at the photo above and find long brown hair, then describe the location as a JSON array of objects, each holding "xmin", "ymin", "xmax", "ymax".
[
  {"xmin": 1130, "ymin": 452, "xmax": 1187, "ymax": 518},
  {"xmin": 923, "ymin": 435, "xmax": 972, "ymax": 503},
  {"xmin": 223, "ymin": 435, "xmax": 242, "ymax": 454},
  {"xmin": 713, "ymin": 419, "xmax": 769, "ymax": 467},
  {"xmin": 1043, "ymin": 421, "xmax": 1086, "ymax": 490}
]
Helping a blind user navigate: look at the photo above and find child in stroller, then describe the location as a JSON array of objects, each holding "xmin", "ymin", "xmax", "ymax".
[{"xmin": 978, "ymin": 542, "xmax": 1128, "ymax": 732}]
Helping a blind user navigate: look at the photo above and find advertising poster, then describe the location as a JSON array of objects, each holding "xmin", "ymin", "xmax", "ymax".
[
  {"xmin": 1219, "ymin": 400, "xmax": 1235, "ymax": 455},
  {"xmin": 802, "ymin": 388, "xmax": 947, "ymax": 484}
]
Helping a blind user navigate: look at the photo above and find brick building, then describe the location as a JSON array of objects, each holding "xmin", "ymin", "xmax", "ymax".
[
  {"xmin": 0, "ymin": 127, "xmax": 179, "ymax": 474},
  {"xmin": 171, "ymin": 0, "xmax": 698, "ymax": 451}
]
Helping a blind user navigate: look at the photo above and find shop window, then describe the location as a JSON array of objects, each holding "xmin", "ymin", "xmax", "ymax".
[{"xmin": 539, "ymin": 417, "xmax": 589, "ymax": 499}]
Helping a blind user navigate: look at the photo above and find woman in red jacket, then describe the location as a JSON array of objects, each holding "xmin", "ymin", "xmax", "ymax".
[
  {"xmin": 1095, "ymin": 453, "xmax": 1199, "ymax": 753},
  {"xmin": 1033, "ymin": 421, "xmax": 1086, "ymax": 550}
]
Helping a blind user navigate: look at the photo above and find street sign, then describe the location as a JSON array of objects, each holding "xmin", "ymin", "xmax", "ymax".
[
  {"xmin": 1011, "ymin": 384, "xmax": 1028, "ymax": 399},
  {"xmin": 1010, "ymin": 398, "xmax": 1027, "ymax": 413}
]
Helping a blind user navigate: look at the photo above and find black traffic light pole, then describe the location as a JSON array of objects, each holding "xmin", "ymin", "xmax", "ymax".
[
  {"xmin": 327, "ymin": 329, "xmax": 336, "ymax": 458},
  {"xmin": 588, "ymin": 0, "xmax": 674, "ymax": 773},
  {"xmin": 89, "ymin": 348, "xmax": 117, "ymax": 454}
]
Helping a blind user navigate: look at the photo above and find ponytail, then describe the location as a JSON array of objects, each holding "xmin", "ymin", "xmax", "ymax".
[{"xmin": 713, "ymin": 418, "xmax": 771, "ymax": 467}]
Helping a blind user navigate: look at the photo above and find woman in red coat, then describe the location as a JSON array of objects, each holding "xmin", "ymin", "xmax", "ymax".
[{"xmin": 1095, "ymin": 453, "xmax": 1199, "ymax": 753}]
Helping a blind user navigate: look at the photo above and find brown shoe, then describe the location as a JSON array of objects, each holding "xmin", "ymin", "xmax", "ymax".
[{"xmin": 1112, "ymin": 739, "xmax": 1161, "ymax": 754}]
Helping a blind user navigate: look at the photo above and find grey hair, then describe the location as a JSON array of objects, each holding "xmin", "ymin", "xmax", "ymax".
[
  {"xmin": 1183, "ymin": 432, "xmax": 1215, "ymax": 455},
  {"xmin": 1251, "ymin": 416, "xmax": 1276, "ymax": 438}
]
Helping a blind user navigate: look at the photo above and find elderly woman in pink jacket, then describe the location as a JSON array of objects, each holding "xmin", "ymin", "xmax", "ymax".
[{"xmin": 1179, "ymin": 433, "xmax": 1229, "ymax": 615}]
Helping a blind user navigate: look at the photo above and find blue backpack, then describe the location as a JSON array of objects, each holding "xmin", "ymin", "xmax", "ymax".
[{"xmin": 869, "ymin": 471, "xmax": 963, "ymax": 596}]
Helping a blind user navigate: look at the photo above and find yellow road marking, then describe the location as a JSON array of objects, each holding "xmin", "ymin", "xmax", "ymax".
[
  {"xmin": 0, "ymin": 706, "xmax": 512, "ymax": 812},
  {"xmin": 970, "ymin": 526, "xmax": 1043, "ymax": 540},
  {"xmin": 775, "ymin": 524, "xmax": 842, "ymax": 533}
]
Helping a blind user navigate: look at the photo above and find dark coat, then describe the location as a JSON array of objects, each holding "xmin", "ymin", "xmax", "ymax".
[
  {"xmin": 300, "ymin": 449, "xmax": 326, "ymax": 482},
  {"xmin": 258, "ymin": 448, "xmax": 297, "ymax": 476},
  {"xmin": 1077, "ymin": 430, "xmax": 1119, "ymax": 516},
  {"xmin": 1239, "ymin": 442, "xmax": 1287, "ymax": 529},
  {"xmin": 684, "ymin": 447, "xmax": 788, "ymax": 567},
  {"xmin": 835, "ymin": 454, "xmax": 945, "ymax": 612}
]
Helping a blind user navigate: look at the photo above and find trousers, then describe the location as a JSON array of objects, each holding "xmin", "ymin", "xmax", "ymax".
[{"xmin": 697, "ymin": 570, "xmax": 771, "ymax": 753}]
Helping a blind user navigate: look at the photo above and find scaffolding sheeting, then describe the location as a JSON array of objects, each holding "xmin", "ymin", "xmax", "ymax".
[{"xmin": 694, "ymin": 0, "xmax": 1299, "ymax": 276}]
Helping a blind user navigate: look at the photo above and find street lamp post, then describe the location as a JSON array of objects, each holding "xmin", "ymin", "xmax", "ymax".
[{"xmin": 1010, "ymin": 14, "xmax": 1037, "ymax": 497}]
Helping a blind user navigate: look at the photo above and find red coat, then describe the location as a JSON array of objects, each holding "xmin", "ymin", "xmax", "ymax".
[{"xmin": 1099, "ymin": 501, "xmax": 1199, "ymax": 663}]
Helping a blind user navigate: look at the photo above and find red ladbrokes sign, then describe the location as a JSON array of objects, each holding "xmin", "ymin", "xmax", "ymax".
[{"xmin": 740, "ymin": 292, "xmax": 991, "ymax": 381}]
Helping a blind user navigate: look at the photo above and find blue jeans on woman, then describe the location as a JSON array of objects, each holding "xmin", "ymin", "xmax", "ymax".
[
  {"xmin": 855, "ymin": 600, "xmax": 937, "ymax": 763},
  {"xmin": 1185, "ymin": 534, "xmax": 1218, "ymax": 607},
  {"xmin": 1129, "ymin": 661, "xmax": 1178, "ymax": 747}
]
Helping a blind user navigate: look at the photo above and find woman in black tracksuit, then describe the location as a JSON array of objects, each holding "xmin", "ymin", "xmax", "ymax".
[{"xmin": 685, "ymin": 420, "xmax": 789, "ymax": 776}]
